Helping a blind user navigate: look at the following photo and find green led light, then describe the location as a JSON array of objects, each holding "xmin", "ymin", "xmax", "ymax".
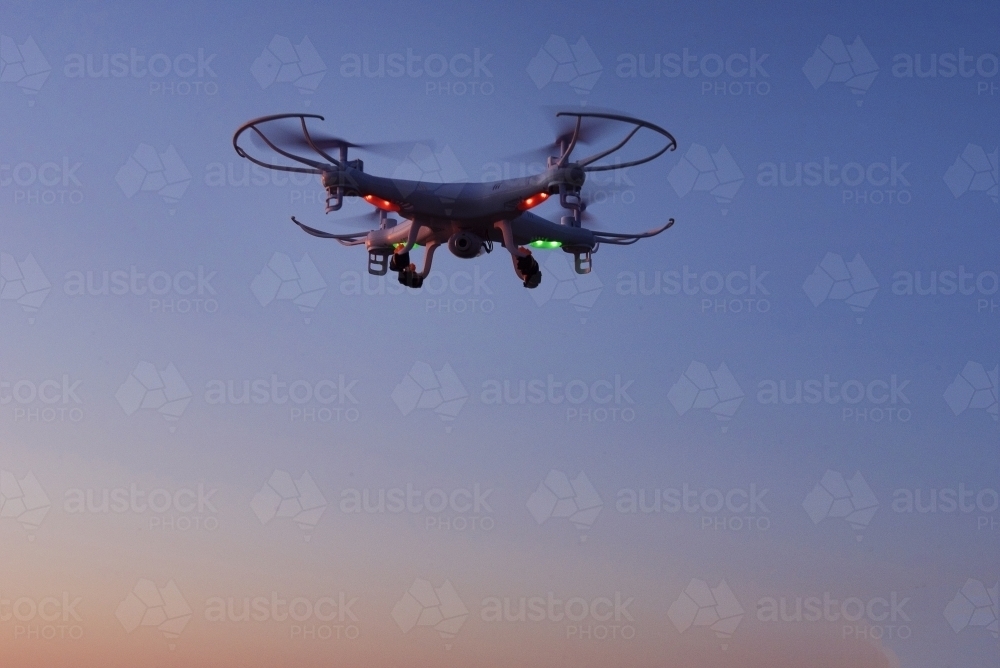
[{"xmin": 529, "ymin": 240, "xmax": 562, "ymax": 249}]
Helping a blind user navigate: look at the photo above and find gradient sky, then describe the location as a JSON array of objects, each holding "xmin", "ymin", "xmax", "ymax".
[{"xmin": 0, "ymin": 1, "xmax": 997, "ymax": 666}]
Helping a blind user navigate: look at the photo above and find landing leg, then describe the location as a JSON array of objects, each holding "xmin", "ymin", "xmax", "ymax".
[
  {"xmin": 397, "ymin": 241, "xmax": 439, "ymax": 289},
  {"xmin": 494, "ymin": 220, "xmax": 541, "ymax": 289}
]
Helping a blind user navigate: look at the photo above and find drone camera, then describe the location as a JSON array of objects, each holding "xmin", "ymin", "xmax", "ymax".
[{"xmin": 448, "ymin": 231, "xmax": 484, "ymax": 259}]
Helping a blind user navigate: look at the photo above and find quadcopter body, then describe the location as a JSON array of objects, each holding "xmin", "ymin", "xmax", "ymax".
[{"xmin": 233, "ymin": 111, "xmax": 677, "ymax": 288}]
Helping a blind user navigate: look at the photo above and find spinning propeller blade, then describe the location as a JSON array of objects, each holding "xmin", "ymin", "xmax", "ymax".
[
  {"xmin": 503, "ymin": 106, "xmax": 623, "ymax": 164},
  {"xmin": 250, "ymin": 120, "xmax": 434, "ymax": 160}
]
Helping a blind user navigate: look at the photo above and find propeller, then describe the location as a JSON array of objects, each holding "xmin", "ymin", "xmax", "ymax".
[
  {"xmin": 250, "ymin": 119, "xmax": 434, "ymax": 161},
  {"xmin": 503, "ymin": 106, "xmax": 623, "ymax": 164}
]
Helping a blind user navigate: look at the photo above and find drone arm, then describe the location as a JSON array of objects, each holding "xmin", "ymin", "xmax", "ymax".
[
  {"xmin": 494, "ymin": 220, "xmax": 528, "ymax": 257},
  {"xmin": 591, "ymin": 218, "xmax": 675, "ymax": 244},
  {"xmin": 291, "ymin": 217, "xmax": 368, "ymax": 245}
]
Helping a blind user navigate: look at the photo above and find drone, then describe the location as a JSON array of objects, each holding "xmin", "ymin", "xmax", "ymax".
[{"xmin": 233, "ymin": 110, "xmax": 677, "ymax": 289}]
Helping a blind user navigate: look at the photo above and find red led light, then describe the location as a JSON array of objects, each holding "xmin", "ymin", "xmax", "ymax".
[
  {"xmin": 517, "ymin": 192, "xmax": 549, "ymax": 211},
  {"xmin": 364, "ymin": 194, "xmax": 400, "ymax": 212}
]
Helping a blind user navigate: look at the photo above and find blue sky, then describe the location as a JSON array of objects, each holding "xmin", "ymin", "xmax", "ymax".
[{"xmin": 0, "ymin": 1, "xmax": 997, "ymax": 666}]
